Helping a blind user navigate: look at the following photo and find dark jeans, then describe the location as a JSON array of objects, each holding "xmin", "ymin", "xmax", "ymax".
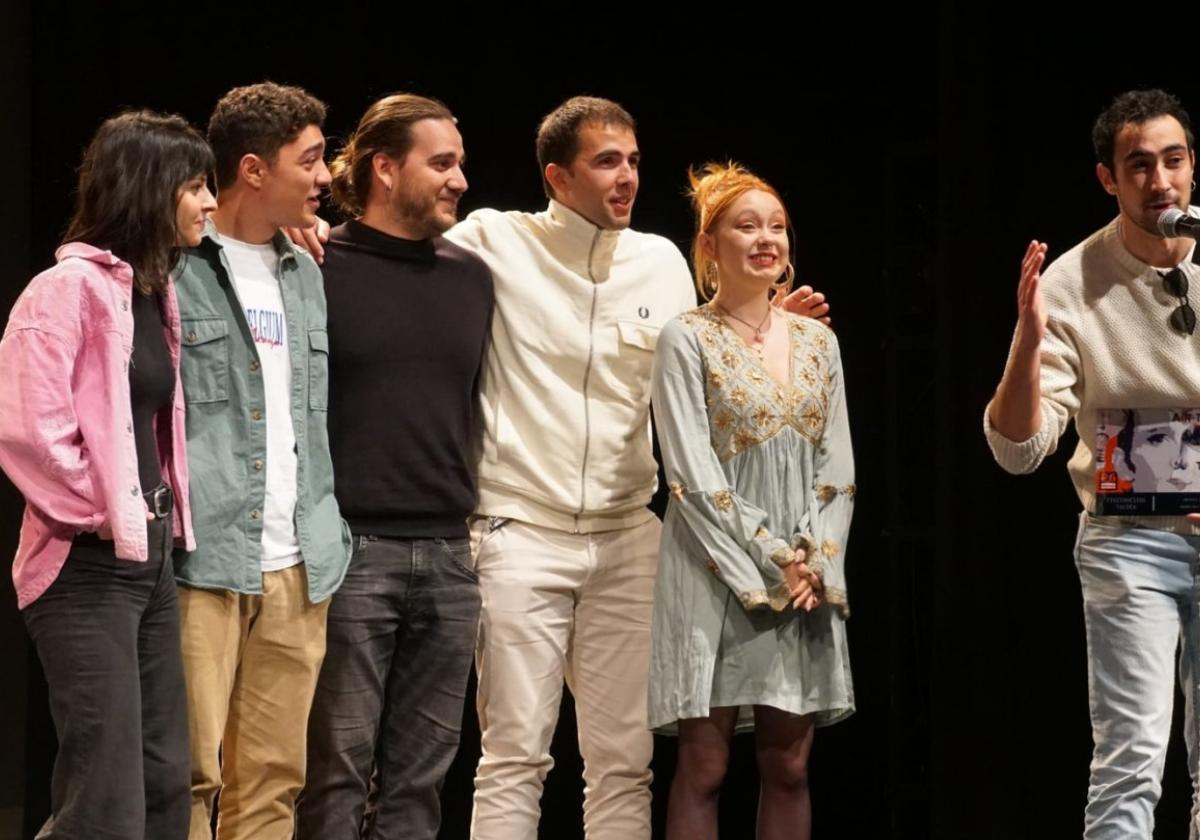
[
  {"xmin": 23, "ymin": 515, "xmax": 190, "ymax": 840},
  {"xmin": 297, "ymin": 535, "xmax": 482, "ymax": 840}
]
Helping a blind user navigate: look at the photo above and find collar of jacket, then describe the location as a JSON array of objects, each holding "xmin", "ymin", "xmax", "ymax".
[
  {"xmin": 543, "ymin": 199, "xmax": 622, "ymax": 282},
  {"xmin": 54, "ymin": 242, "xmax": 135, "ymax": 284},
  {"xmin": 194, "ymin": 217, "xmax": 302, "ymax": 266}
]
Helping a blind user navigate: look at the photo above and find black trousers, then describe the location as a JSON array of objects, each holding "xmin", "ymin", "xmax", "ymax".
[
  {"xmin": 23, "ymin": 515, "xmax": 190, "ymax": 840},
  {"xmin": 297, "ymin": 535, "xmax": 481, "ymax": 840}
]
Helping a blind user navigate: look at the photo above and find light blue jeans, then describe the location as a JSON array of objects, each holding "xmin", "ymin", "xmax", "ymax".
[{"xmin": 1075, "ymin": 512, "xmax": 1200, "ymax": 839}]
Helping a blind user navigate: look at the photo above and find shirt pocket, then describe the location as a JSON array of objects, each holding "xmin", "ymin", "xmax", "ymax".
[
  {"xmin": 610, "ymin": 319, "xmax": 661, "ymax": 400},
  {"xmin": 617, "ymin": 319, "xmax": 661, "ymax": 352},
  {"xmin": 180, "ymin": 318, "xmax": 230, "ymax": 404},
  {"xmin": 308, "ymin": 328, "xmax": 330, "ymax": 411}
]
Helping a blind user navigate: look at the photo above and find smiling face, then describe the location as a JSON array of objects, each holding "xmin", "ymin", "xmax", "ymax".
[
  {"xmin": 258, "ymin": 123, "xmax": 331, "ymax": 229},
  {"xmin": 1098, "ymin": 115, "xmax": 1194, "ymax": 240},
  {"xmin": 702, "ymin": 188, "xmax": 790, "ymax": 293},
  {"xmin": 174, "ymin": 174, "xmax": 217, "ymax": 247},
  {"xmin": 546, "ymin": 122, "xmax": 639, "ymax": 230},
  {"xmin": 385, "ymin": 117, "xmax": 468, "ymax": 238}
]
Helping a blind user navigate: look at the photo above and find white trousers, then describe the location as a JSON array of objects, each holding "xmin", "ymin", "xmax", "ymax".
[{"xmin": 469, "ymin": 516, "xmax": 660, "ymax": 840}]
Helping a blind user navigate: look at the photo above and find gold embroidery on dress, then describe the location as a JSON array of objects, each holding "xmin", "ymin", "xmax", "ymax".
[
  {"xmin": 711, "ymin": 490, "xmax": 734, "ymax": 512},
  {"xmin": 734, "ymin": 428, "xmax": 759, "ymax": 452},
  {"xmin": 843, "ymin": 483, "xmax": 857, "ymax": 499},
  {"xmin": 752, "ymin": 405, "xmax": 775, "ymax": 428},
  {"xmin": 820, "ymin": 538, "xmax": 839, "ymax": 559},
  {"xmin": 681, "ymin": 306, "xmax": 834, "ymax": 461},
  {"xmin": 739, "ymin": 582, "xmax": 794, "ymax": 612},
  {"xmin": 816, "ymin": 484, "xmax": 838, "ymax": 504},
  {"xmin": 754, "ymin": 526, "xmax": 769, "ymax": 539},
  {"xmin": 824, "ymin": 586, "xmax": 850, "ymax": 618},
  {"xmin": 706, "ymin": 559, "xmax": 721, "ymax": 578},
  {"xmin": 769, "ymin": 545, "xmax": 793, "ymax": 568},
  {"xmin": 668, "ymin": 481, "xmax": 687, "ymax": 501}
]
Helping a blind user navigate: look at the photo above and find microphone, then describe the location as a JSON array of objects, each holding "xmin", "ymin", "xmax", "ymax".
[{"xmin": 1158, "ymin": 207, "xmax": 1200, "ymax": 238}]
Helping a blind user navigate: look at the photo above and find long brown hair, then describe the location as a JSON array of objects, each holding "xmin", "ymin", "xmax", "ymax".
[
  {"xmin": 329, "ymin": 93, "xmax": 455, "ymax": 218},
  {"xmin": 63, "ymin": 110, "xmax": 213, "ymax": 294}
]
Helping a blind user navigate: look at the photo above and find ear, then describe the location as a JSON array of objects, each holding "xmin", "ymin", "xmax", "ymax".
[
  {"xmin": 545, "ymin": 162, "xmax": 571, "ymax": 198},
  {"xmin": 1096, "ymin": 161, "xmax": 1118, "ymax": 196},
  {"xmin": 698, "ymin": 231, "xmax": 717, "ymax": 260},
  {"xmin": 239, "ymin": 153, "xmax": 268, "ymax": 189},
  {"xmin": 372, "ymin": 151, "xmax": 398, "ymax": 193}
]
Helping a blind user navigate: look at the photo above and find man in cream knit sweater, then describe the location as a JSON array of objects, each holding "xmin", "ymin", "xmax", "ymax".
[{"xmin": 986, "ymin": 89, "xmax": 1200, "ymax": 839}]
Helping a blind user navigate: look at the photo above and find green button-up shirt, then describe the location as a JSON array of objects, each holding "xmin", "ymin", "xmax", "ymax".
[{"xmin": 172, "ymin": 222, "xmax": 351, "ymax": 602}]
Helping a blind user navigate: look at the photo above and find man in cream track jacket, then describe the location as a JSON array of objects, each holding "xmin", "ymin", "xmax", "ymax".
[{"xmin": 444, "ymin": 96, "xmax": 694, "ymax": 840}]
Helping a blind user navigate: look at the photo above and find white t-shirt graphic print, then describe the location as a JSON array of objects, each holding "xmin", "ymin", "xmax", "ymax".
[{"xmin": 223, "ymin": 237, "xmax": 301, "ymax": 573}]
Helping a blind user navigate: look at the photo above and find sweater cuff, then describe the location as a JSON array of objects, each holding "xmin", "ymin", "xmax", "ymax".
[{"xmin": 982, "ymin": 400, "xmax": 1056, "ymax": 475}]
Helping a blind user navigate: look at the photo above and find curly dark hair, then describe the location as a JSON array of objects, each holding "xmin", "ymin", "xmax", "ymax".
[
  {"xmin": 208, "ymin": 82, "xmax": 327, "ymax": 190},
  {"xmin": 1092, "ymin": 89, "xmax": 1194, "ymax": 174}
]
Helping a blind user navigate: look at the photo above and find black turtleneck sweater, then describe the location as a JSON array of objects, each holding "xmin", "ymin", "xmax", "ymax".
[{"xmin": 322, "ymin": 219, "xmax": 493, "ymax": 538}]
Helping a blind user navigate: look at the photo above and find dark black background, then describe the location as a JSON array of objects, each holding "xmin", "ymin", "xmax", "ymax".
[{"xmin": 0, "ymin": 5, "xmax": 1194, "ymax": 838}]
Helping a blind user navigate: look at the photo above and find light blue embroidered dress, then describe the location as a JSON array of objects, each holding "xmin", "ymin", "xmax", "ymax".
[{"xmin": 648, "ymin": 305, "xmax": 855, "ymax": 734}]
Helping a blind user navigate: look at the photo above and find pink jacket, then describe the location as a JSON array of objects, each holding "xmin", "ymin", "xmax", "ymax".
[{"xmin": 0, "ymin": 243, "xmax": 195, "ymax": 608}]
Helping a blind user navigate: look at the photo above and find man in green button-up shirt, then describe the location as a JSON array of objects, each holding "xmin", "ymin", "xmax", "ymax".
[{"xmin": 172, "ymin": 82, "xmax": 351, "ymax": 840}]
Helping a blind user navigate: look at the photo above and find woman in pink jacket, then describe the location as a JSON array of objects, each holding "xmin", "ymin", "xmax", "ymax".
[{"xmin": 0, "ymin": 111, "xmax": 215, "ymax": 839}]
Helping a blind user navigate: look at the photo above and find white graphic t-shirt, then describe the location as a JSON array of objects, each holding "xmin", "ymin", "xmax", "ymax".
[{"xmin": 223, "ymin": 236, "xmax": 302, "ymax": 573}]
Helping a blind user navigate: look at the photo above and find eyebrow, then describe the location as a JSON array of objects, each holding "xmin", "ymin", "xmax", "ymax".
[
  {"xmin": 1125, "ymin": 143, "xmax": 1189, "ymax": 162},
  {"xmin": 591, "ymin": 147, "xmax": 639, "ymax": 162},
  {"xmin": 429, "ymin": 152, "xmax": 464, "ymax": 165},
  {"xmin": 299, "ymin": 141, "xmax": 325, "ymax": 158}
]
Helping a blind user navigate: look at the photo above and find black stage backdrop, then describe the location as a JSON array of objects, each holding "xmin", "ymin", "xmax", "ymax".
[{"xmin": 0, "ymin": 6, "xmax": 1194, "ymax": 839}]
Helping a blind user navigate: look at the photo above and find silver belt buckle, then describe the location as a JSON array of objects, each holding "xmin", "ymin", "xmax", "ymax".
[{"xmin": 149, "ymin": 486, "xmax": 173, "ymax": 519}]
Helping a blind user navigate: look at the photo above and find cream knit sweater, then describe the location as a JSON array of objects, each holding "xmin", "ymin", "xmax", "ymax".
[{"xmin": 984, "ymin": 214, "xmax": 1200, "ymax": 533}]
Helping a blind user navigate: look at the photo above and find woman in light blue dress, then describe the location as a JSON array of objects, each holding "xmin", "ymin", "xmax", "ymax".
[{"xmin": 650, "ymin": 162, "xmax": 855, "ymax": 840}]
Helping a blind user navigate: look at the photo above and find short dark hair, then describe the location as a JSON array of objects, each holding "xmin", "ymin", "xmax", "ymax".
[
  {"xmin": 207, "ymin": 82, "xmax": 327, "ymax": 190},
  {"xmin": 330, "ymin": 93, "xmax": 455, "ymax": 217},
  {"xmin": 1092, "ymin": 89, "xmax": 1194, "ymax": 174},
  {"xmin": 535, "ymin": 96, "xmax": 635, "ymax": 200},
  {"xmin": 63, "ymin": 110, "xmax": 213, "ymax": 293}
]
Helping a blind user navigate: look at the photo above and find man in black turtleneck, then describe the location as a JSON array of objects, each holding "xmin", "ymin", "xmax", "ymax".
[{"xmin": 295, "ymin": 94, "xmax": 492, "ymax": 840}]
